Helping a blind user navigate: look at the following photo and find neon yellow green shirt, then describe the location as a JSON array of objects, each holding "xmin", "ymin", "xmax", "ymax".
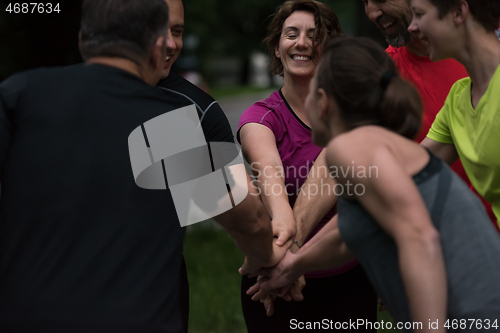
[{"xmin": 427, "ymin": 65, "xmax": 500, "ymax": 226}]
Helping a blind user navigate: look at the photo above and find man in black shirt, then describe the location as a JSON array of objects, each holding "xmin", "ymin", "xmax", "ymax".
[
  {"xmin": 0, "ymin": 0, "xmax": 277, "ymax": 332},
  {"xmin": 155, "ymin": 1, "xmax": 231, "ymax": 330}
]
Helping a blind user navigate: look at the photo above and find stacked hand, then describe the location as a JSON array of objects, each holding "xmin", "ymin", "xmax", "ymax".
[
  {"xmin": 271, "ymin": 214, "xmax": 297, "ymax": 247},
  {"xmin": 239, "ymin": 215, "xmax": 306, "ymax": 316}
]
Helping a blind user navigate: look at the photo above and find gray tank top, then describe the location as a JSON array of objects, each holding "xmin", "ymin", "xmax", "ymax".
[{"xmin": 338, "ymin": 152, "xmax": 500, "ymax": 331}]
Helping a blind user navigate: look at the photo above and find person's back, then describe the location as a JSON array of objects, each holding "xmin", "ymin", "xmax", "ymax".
[
  {"xmin": 337, "ymin": 129, "xmax": 500, "ymax": 328},
  {"xmin": 0, "ymin": 63, "xmax": 192, "ymax": 332}
]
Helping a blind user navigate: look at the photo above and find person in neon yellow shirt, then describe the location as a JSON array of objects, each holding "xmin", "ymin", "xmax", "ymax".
[{"xmin": 410, "ymin": 0, "xmax": 500, "ymax": 227}]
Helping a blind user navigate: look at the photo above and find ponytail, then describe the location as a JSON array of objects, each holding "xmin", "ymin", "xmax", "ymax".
[
  {"xmin": 316, "ymin": 37, "xmax": 422, "ymax": 139},
  {"xmin": 379, "ymin": 76, "xmax": 422, "ymax": 139}
]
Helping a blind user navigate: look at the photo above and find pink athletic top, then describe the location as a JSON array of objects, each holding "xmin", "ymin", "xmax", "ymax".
[{"xmin": 238, "ymin": 89, "xmax": 358, "ymax": 278}]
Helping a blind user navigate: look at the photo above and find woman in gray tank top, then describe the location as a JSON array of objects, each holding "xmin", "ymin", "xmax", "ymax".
[{"xmin": 241, "ymin": 37, "xmax": 500, "ymax": 332}]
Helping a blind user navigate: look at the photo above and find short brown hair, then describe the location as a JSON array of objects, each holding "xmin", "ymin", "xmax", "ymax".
[
  {"xmin": 264, "ymin": 0, "xmax": 343, "ymax": 76},
  {"xmin": 427, "ymin": 0, "xmax": 500, "ymax": 32},
  {"xmin": 80, "ymin": 0, "xmax": 169, "ymax": 63},
  {"xmin": 316, "ymin": 37, "xmax": 422, "ymax": 139}
]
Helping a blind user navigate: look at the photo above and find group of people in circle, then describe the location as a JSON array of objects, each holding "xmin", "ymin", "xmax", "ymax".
[{"xmin": 237, "ymin": 0, "xmax": 500, "ymax": 332}]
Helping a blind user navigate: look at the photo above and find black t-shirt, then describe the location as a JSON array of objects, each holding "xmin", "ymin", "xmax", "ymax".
[
  {"xmin": 157, "ymin": 72, "xmax": 233, "ymax": 144},
  {"xmin": 0, "ymin": 64, "xmax": 233, "ymax": 332}
]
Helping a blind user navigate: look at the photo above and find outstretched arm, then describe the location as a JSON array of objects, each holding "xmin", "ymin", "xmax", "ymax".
[
  {"xmin": 239, "ymin": 123, "xmax": 296, "ymax": 246},
  {"xmin": 241, "ymin": 215, "xmax": 355, "ymax": 291},
  {"xmin": 293, "ymin": 149, "xmax": 337, "ymax": 249},
  {"xmin": 214, "ymin": 170, "xmax": 283, "ymax": 269}
]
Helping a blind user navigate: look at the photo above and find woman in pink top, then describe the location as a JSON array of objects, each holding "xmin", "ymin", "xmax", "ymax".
[{"xmin": 238, "ymin": 0, "xmax": 376, "ymax": 331}]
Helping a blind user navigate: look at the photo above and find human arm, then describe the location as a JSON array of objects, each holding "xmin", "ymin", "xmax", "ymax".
[
  {"xmin": 421, "ymin": 137, "xmax": 459, "ymax": 166},
  {"xmin": 213, "ymin": 169, "xmax": 287, "ymax": 269},
  {"xmin": 328, "ymin": 139, "xmax": 447, "ymax": 332},
  {"xmin": 240, "ymin": 216, "xmax": 349, "ymax": 315},
  {"xmin": 422, "ymin": 96, "xmax": 458, "ymax": 166},
  {"xmin": 292, "ymin": 148, "xmax": 337, "ymax": 250},
  {"xmin": 239, "ymin": 123, "xmax": 296, "ymax": 246},
  {"xmin": 245, "ymin": 148, "xmax": 338, "ymax": 309},
  {"xmin": 241, "ymin": 215, "xmax": 355, "ymax": 292}
]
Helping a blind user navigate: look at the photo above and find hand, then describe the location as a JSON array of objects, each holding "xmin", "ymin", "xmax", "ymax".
[
  {"xmin": 281, "ymin": 275, "xmax": 306, "ymax": 302},
  {"xmin": 247, "ymin": 274, "xmax": 306, "ymax": 302},
  {"xmin": 245, "ymin": 275, "xmax": 306, "ymax": 316},
  {"xmin": 243, "ymin": 249, "xmax": 302, "ymax": 292},
  {"xmin": 271, "ymin": 214, "xmax": 296, "ymax": 246},
  {"xmin": 244, "ymin": 276, "xmax": 278, "ymax": 316},
  {"xmin": 262, "ymin": 294, "xmax": 277, "ymax": 316},
  {"xmin": 239, "ymin": 238, "xmax": 292, "ymax": 276}
]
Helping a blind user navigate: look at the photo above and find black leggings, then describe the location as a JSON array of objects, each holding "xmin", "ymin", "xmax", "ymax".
[{"xmin": 241, "ymin": 265, "xmax": 377, "ymax": 332}]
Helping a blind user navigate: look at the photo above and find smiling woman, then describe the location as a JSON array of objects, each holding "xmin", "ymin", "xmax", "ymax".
[
  {"xmin": 275, "ymin": 11, "xmax": 318, "ymax": 80},
  {"xmin": 237, "ymin": 1, "xmax": 378, "ymax": 332}
]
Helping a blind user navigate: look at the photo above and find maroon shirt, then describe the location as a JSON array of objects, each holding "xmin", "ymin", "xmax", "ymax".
[{"xmin": 238, "ymin": 89, "xmax": 357, "ymax": 277}]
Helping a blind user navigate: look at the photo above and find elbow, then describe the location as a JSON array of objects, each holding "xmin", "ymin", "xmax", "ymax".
[
  {"xmin": 422, "ymin": 228, "xmax": 442, "ymax": 256},
  {"xmin": 402, "ymin": 226, "xmax": 442, "ymax": 256},
  {"xmin": 218, "ymin": 193, "xmax": 271, "ymax": 236},
  {"xmin": 241, "ymin": 200, "xmax": 271, "ymax": 236}
]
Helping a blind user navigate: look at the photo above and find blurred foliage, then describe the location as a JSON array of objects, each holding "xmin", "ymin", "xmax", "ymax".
[
  {"xmin": 0, "ymin": 0, "xmax": 386, "ymax": 83},
  {"xmin": 180, "ymin": 0, "xmax": 385, "ymax": 84},
  {"xmin": 183, "ymin": 0, "xmax": 357, "ymax": 57}
]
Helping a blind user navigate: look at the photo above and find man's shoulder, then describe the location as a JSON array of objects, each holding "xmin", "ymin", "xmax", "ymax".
[
  {"xmin": 0, "ymin": 65, "xmax": 82, "ymax": 102},
  {"xmin": 157, "ymin": 72, "xmax": 217, "ymax": 112},
  {"xmin": 2, "ymin": 64, "xmax": 80, "ymax": 84}
]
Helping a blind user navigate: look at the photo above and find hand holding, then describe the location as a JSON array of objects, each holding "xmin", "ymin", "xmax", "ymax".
[{"xmin": 239, "ymin": 238, "xmax": 292, "ymax": 276}]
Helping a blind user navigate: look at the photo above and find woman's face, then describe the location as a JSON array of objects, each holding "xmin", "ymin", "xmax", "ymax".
[
  {"xmin": 305, "ymin": 71, "xmax": 330, "ymax": 147},
  {"xmin": 409, "ymin": 0, "xmax": 457, "ymax": 61},
  {"xmin": 276, "ymin": 11, "xmax": 319, "ymax": 79}
]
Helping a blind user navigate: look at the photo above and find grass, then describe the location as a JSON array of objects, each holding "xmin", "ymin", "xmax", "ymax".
[
  {"xmin": 184, "ymin": 224, "xmax": 246, "ymax": 333},
  {"xmin": 184, "ymin": 224, "xmax": 402, "ymax": 333}
]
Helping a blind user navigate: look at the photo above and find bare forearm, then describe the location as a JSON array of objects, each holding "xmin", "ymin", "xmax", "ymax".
[
  {"xmin": 293, "ymin": 191, "xmax": 337, "ymax": 244},
  {"xmin": 294, "ymin": 149, "xmax": 337, "ymax": 244},
  {"xmin": 239, "ymin": 124, "xmax": 295, "ymax": 246},
  {"xmin": 294, "ymin": 216, "xmax": 355, "ymax": 273},
  {"xmin": 420, "ymin": 138, "xmax": 458, "ymax": 166},
  {"xmin": 241, "ymin": 124, "xmax": 293, "ymax": 223},
  {"xmin": 255, "ymin": 165, "xmax": 294, "ymax": 220},
  {"xmin": 229, "ymin": 203, "xmax": 274, "ymax": 266},
  {"xmin": 214, "ymin": 174, "xmax": 274, "ymax": 265},
  {"xmin": 398, "ymin": 236, "xmax": 447, "ymax": 332}
]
